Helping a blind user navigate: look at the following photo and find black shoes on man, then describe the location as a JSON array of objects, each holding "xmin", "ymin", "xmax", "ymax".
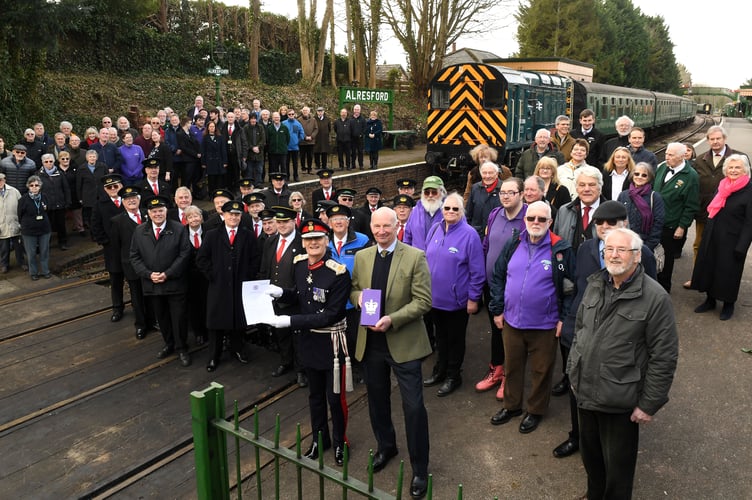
[
  {"xmin": 410, "ymin": 475, "xmax": 428, "ymax": 499},
  {"xmin": 490, "ymin": 408, "xmax": 542, "ymax": 433},
  {"xmin": 371, "ymin": 447, "xmax": 398, "ymax": 472},
  {"xmin": 553, "ymin": 438, "xmax": 579, "ymax": 458}
]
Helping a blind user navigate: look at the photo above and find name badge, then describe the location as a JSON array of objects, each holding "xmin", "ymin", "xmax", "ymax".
[
  {"xmin": 227, "ymin": 139, "xmax": 233, "ymax": 145},
  {"xmin": 36, "ymin": 215, "xmax": 44, "ymax": 220}
]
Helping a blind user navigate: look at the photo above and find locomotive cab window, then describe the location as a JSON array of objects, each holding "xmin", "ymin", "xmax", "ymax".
[
  {"xmin": 431, "ymin": 83, "xmax": 451, "ymax": 109},
  {"xmin": 483, "ymin": 82, "xmax": 505, "ymax": 109}
]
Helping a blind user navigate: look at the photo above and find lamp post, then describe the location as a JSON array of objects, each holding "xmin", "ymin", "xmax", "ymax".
[{"xmin": 212, "ymin": 45, "xmax": 227, "ymax": 107}]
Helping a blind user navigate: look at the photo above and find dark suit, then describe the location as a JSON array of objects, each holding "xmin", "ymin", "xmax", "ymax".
[
  {"xmin": 139, "ymin": 178, "xmax": 173, "ymax": 200},
  {"xmin": 259, "ymin": 230, "xmax": 304, "ymax": 368},
  {"xmin": 350, "ymin": 241, "xmax": 432, "ymax": 477},
  {"xmin": 260, "ymin": 187, "xmax": 291, "ymax": 209},
  {"xmin": 197, "ymin": 224, "xmax": 260, "ymax": 361},
  {"xmin": 221, "ymin": 121, "xmax": 247, "ymax": 191},
  {"xmin": 91, "ymin": 196, "xmax": 126, "ymax": 313},
  {"xmin": 76, "ymin": 162, "xmax": 107, "ymax": 230},
  {"xmin": 311, "ymin": 186, "xmax": 336, "ymax": 209},
  {"xmin": 110, "ymin": 209, "xmax": 152, "ymax": 329},
  {"xmin": 129, "ymin": 219, "xmax": 192, "ymax": 352},
  {"xmin": 184, "ymin": 224, "xmax": 208, "ymax": 341}
]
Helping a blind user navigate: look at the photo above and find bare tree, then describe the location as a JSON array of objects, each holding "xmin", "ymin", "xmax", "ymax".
[
  {"xmin": 367, "ymin": 0, "xmax": 382, "ymax": 87},
  {"xmin": 382, "ymin": 0, "xmax": 497, "ymax": 95},
  {"xmin": 248, "ymin": 0, "xmax": 260, "ymax": 82},
  {"xmin": 297, "ymin": 0, "xmax": 334, "ymax": 88}
]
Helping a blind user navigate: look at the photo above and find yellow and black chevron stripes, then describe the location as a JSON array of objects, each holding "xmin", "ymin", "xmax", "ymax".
[{"xmin": 427, "ymin": 64, "xmax": 508, "ymax": 148}]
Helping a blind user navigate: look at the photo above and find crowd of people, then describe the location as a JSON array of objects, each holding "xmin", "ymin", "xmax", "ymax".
[{"xmin": 1, "ymin": 99, "xmax": 750, "ymax": 499}]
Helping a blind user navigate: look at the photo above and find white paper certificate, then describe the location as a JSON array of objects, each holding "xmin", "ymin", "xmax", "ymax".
[{"xmin": 242, "ymin": 280, "xmax": 276, "ymax": 325}]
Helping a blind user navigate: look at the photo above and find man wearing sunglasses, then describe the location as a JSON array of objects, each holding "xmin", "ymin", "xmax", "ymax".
[
  {"xmin": 488, "ymin": 201, "xmax": 575, "ymax": 435},
  {"xmin": 553, "ymin": 201, "xmax": 656, "ymax": 460}
]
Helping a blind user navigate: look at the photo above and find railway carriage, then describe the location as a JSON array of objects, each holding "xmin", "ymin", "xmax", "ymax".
[{"xmin": 425, "ymin": 62, "xmax": 695, "ymax": 176}]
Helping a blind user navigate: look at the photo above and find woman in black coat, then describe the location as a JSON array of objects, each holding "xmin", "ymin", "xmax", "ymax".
[
  {"xmin": 17, "ymin": 175, "xmax": 51, "ymax": 279},
  {"xmin": 38, "ymin": 153, "xmax": 72, "ymax": 249},
  {"xmin": 200, "ymin": 121, "xmax": 228, "ymax": 193},
  {"xmin": 177, "ymin": 116, "xmax": 202, "ymax": 195},
  {"xmin": 691, "ymin": 154, "xmax": 752, "ymax": 321},
  {"xmin": 602, "ymin": 146, "xmax": 634, "ymax": 200},
  {"xmin": 147, "ymin": 130, "xmax": 174, "ymax": 187}
]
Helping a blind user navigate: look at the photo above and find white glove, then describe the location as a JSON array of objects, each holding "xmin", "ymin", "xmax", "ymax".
[
  {"xmin": 267, "ymin": 315, "xmax": 291, "ymax": 328},
  {"xmin": 265, "ymin": 284, "xmax": 283, "ymax": 298}
]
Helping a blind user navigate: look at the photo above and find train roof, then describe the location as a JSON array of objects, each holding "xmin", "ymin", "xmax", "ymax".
[{"xmin": 574, "ymin": 80, "xmax": 654, "ymax": 98}]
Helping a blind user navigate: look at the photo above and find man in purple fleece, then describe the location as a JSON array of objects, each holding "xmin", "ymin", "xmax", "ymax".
[{"xmin": 487, "ymin": 201, "xmax": 576, "ymax": 434}]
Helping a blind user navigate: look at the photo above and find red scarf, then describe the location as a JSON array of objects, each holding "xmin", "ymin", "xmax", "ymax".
[
  {"xmin": 485, "ymin": 178, "xmax": 499, "ymax": 193},
  {"xmin": 707, "ymin": 175, "xmax": 750, "ymax": 219}
]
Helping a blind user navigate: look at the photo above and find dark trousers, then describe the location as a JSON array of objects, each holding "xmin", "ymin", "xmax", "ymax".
[
  {"xmin": 306, "ymin": 366, "xmax": 346, "ymax": 449},
  {"xmin": 127, "ymin": 278, "xmax": 150, "ymax": 329},
  {"xmin": 274, "ymin": 326, "xmax": 300, "ymax": 370},
  {"xmin": 362, "ymin": 337, "xmax": 429, "ymax": 476},
  {"xmin": 150, "ymin": 292, "xmax": 188, "ymax": 352},
  {"xmin": 268, "ymin": 153, "xmax": 287, "ymax": 179},
  {"xmin": 560, "ymin": 345, "xmax": 580, "ymax": 440},
  {"xmin": 431, "ymin": 308, "xmax": 468, "ymax": 378},
  {"xmin": 656, "ymin": 227, "xmax": 686, "ymax": 292},
  {"xmin": 314, "ymin": 152, "xmax": 328, "ymax": 170},
  {"xmin": 110, "ymin": 271, "xmax": 125, "ymax": 312},
  {"xmin": 226, "ymin": 151, "xmax": 241, "ymax": 191},
  {"xmin": 579, "ymin": 408, "xmax": 639, "ymax": 500},
  {"xmin": 350, "ymin": 140, "xmax": 364, "ymax": 169},
  {"xmin": 48, "ymin": 209, "xmax": 68, "ymax": 245},
  {"xmin": 502, "ymin": 322, "xmax": 557, "ymax": 415},
  {"xmin": 207, "ymin": 173, "xmax": 227, "ymax": 193},
  {"xmin": 82, "ymin": 206, "xmax": 93, "ymax": 230},
  {"xmin": 183, "ymin": 161, "xmax": 201, "ymax": 192},
  {"xmin": 336, "ymin": 141, "xmax": 350, "ymax": 169},
  {"xmin": 208, "ymin": 329, "xmax": 242, "ymax": 361},
  {"xmin": 368, "ymin": 150, "xmax": 379, "ymax": 168},
  {"xmin": 286, "ymin": 150, "xmax": 300, "ymax": 179},
  {"xmin": 300, "ymin": 144, "xmax": 314, "ymax": 172},
  {"xmin": 484, "ymin": 287, "xmax": 505, "ymax": 366}
]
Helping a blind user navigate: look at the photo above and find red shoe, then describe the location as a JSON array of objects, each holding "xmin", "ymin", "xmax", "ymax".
[
  {"xmin": 475, "ymin": 364, "xmax": 503, "ymax": 392},
  {"xmin": 496, "ymin": 370, "xmax": 506, "ymax": 401}
]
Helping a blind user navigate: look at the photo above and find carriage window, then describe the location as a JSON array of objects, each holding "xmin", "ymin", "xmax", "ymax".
[
  {"xmin": 484, "ymin": 82, "xmax": 505, "ymax": 109},
  {"xmin": 431, "ymin": 83, "xmax": 451, "ymax": 109}
]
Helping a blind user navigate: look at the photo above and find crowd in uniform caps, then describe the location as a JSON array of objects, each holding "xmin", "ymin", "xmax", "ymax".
[{"xmin": 3, "ymin": 101, "xmax": 752, "ymax": 499}]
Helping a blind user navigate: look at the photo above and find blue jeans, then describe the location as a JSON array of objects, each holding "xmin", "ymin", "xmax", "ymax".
[{"xmin": 22, "ymin": 233, "xmax": 51, "ymax": 277}]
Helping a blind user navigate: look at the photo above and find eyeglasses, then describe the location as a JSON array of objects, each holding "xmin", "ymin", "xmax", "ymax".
[
  {"xmin": 423, "ymin": 188, "xmax": 439, "ymax": 195},
  {"xmin": 443, "ymin": 206, "xmax": 460, "ymax": 212},
  {"xmin": 338, "ymin": 196, "xmax": 353, "ymax": 201},
  {"xmin": 603, "ymin": 247, "xmax": 638, "ymax": 255},
  {"xmin": 60, "ymin": 157, "xmax": 70, "ymax": 160},
  {"xmin": 290, "ymin": 198, "xmax": 303, "ymax": 202},
  {"xmin": 104, "ymin": 184, "xmax": 120, "ymax": 190},
  {"xmin": 525, "ymin": 216, "xmax": 549, "ymax": 223},
  {"xmin": 43, "ymin": 160, "xmax": 54, "ymax": 163},
  {"xmin": 14, "ymin": 151, "xmax": 26, "ymax": 154},
  {"xmin": 632, "ymin": 172, "xmax": 649, "ymax": 178},
  {"xmin": 499, "ymin": 191, "xmax": 519, "ymax": 197},
  {"xmin": 28, "ymin": 183, "xmax": 41, "ymax": 187},
  {"xmin": 594, "ymin": 218, "xmax": 622, "ymax": 226}
]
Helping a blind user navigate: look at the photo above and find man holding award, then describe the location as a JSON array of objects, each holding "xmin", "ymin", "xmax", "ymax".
[{"xmin": 350, "ymin": 207, "xmax": 433, "ymax": 499}]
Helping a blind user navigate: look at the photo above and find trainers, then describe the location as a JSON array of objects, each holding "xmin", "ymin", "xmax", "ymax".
[{"xmin": 475, "ymin": 364, "xmax": 504, "ymax": 392}]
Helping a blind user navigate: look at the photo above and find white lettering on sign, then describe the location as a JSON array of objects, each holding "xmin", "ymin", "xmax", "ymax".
[{"xmin": 344, "ymin": 90, "xmax": 391, "ymax": 102}]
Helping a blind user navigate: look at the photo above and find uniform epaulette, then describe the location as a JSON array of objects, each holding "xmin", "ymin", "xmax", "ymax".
[
  {"xmin": 326, "ymin": 259, "xmax": 347, "ymax": 275},
  {"xmin": 293, "ymin": 254, "xmax": 308, "ymax": 263}
]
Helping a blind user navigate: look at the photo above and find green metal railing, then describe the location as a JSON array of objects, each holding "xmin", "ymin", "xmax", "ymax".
[{"xmin": 191, "ymin": 383, "xmax": 460, "ymax": 499}]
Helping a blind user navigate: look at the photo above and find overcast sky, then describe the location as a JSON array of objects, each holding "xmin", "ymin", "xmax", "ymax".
[{"xmin": 221, "ymin": 0, "xmax": 749, "ymax": 90}]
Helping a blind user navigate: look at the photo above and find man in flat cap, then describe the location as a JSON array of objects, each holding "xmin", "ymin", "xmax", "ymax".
[
  {"xmin": 130, "ymin": 194, "xmax": 193, "ymax": 366},
  {"xmin": 197, "ymin": 200, "xmax": 261, "ymax": 372}
]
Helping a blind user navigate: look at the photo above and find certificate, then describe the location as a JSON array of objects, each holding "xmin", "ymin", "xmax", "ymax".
[{"xmin": 242, "ymin": 280, "xmax": 276, "ymax": 325}]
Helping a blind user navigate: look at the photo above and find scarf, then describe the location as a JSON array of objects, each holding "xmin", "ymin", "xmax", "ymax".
[
  {"xmin": 628, "ymin": 182, "xmax": 653, "ymax": 234},
  {"xmin": 485, "ymin": 177, "xmax": 499, "ymax": 194},
  {"xmin": 707, "ymin": 175, "xmax": 750, "ymax": 219}
]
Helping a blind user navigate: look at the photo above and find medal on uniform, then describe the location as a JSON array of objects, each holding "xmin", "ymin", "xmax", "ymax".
[
  {"xmin": 312, "ymin": 287, "xmax": 326, "ymax": 302},
  {"xmin": 306, "ymin": 272, "xmax": 313, "ymax": 284}
]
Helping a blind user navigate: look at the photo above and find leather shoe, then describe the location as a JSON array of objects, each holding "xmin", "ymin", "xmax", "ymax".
[
  {"xmin": 157, "ymin": 346, "xmax": 174, "ymax": 359},
  {"xmin": 490, "ymin": 407, "xmax": 522, "ymax": 425},
  {"xmin": 334, "ymin": 446, "xmax": 345, "ymax": 466},
  {"xmin": 410, "ymin": 475, "xmax": 428, "ymax": 499},
  {"xmin": 553, "ymin": 438, "xmax": 579, "ymax": 458},
  {"xmin": 694, "ymin": 299, "xmax": 716, "ymax": 313},
  {"xmin": 552, "ymin": 377, "xmax": 569, "ymax": 396},
  {"xmin": 422, "ymin": 372, "xmax": 445, "ymax": 387},
  {"xmin": 297, "ymin": 372, "xmax": 308, "ymax": 388},
  {"xmin": 519, "ymin": 413, "xmax": 542, "ymax": 434},
  {"xmin": 436, "ymin": 377, "xmax": 461, "ymax": 397},
  {"xmin": 234, "ymin": 351, "xmax": 249, "ymax": 364},
  {"xmin": 135, "ymin": 328, "xmax": 147, "ymax": 340},
  {"xmin": 371, "ymin": 448, "xmax": 398, "ymax": 472},
  {"xmin": 110, "ymin": 311, "xmax": 123, "ymax": 322},
  {"xmin": 179, "ymin": 352, "xmax": 192, "ymax": 367},
  {"xmin": 304, "ymin": 441, "xmax": 330, "ymax": 460},
  {"xmin": 206, "ymin": 359, "xmax": 219, "ymax": 372},
  {"xmin": 271, "ymin": 364, "xmax": 291, "ymax": 377},
  {"xmin": 720, "ymin": 302, "xmax": 735, "ymax": 321}
]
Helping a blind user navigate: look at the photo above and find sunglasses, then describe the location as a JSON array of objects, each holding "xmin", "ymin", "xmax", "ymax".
[
  {"xmin": 28, "ymin": 184, "xmax": 41, "ymax": 187},
  {"xmin": 105, "ymin": 184, "xmax": 120, "ymax": 190},
  {"xmin": 423, "ymin": 188, "xmax": 439, "ymax": 195},
  {"xmin": 339, "ymin": 196, "xmax": 353, "ymax": 201},
  {"xmin": 525, "ymin": 216, "xmax": 549, "ymax": 223},
  {"xmin": 632, "ymin": 172, "xmax": 649, "ymax": 178},
  {"xmin": 290, "ymin": 198, "xmax": 303, "ymax": 202},
  {"xmin": 594, "ymin": 218, "xmax": 623, "ymax": 226},
  {"xmin": 443, "ymin": 206, "xmax": 460, "ymax": 212}
]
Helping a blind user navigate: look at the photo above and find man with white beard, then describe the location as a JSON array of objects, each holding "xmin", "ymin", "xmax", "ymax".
[{"xmin": 403, "ymin": 176, "xmax": 446, "ymax": 251}]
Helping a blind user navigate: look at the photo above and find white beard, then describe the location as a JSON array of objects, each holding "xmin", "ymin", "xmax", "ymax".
[{"xmin": 422, "ymin": 197, "xmax": 443, "ymax": 216}]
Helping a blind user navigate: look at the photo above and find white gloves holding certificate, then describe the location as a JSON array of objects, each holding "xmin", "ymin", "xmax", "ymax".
[
  {"xmin": 265, "ymin": 284, "xmax": 283, "ymax": 298},
  {"xmin": 266, "ymin": 315, "xmax": 291, "ymax": 328}
]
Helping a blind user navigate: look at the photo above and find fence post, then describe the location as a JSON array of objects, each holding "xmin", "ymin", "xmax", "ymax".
[{"xmin": 191, "ymin": 382, "xmax": 230, "ymax": 500}]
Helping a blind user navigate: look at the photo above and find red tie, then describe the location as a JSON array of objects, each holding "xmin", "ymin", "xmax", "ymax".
[
  {"xmin": 276, "ymin": 238, "xmax": 286, "ymax": 263},
  {"xmin": 296, "ymin": 213, "xmax": 301, "ymax": 227},
  {"xmin": 254, "ymin": 222, "xmax": 260, "ymax": 237},
  {"xmin": 229, "ymin": 124, "xmax": 233, "ymax": 135},
  {"xmin": 153, "ymin": 182, "xmax": 158, "ymax": 195},
  {"xmin": 229, "ymin": 229, "xmax": 236, "ymax": 245},
  {"xmin": 325, "ymin": 191, "xmax": 330, "ymax": 200},
  {"xmin": 135, "ymin": 213, "xmax": 141, "ymax": 224},
  {"xmin": 193, "ymin": 232, "xmax": 200, "ymax": 249},
  {"xmin": 181, "ymin": 212, "xmax": 187, "ymax": 225},
  {"xmin": 114, "ymin": 198, "xmax": 120, "ymax": 208},
  {"xmin": 582, "ymin": 206, "xmax": 591, "ymax": 230},
  {"xmin": 337, "ymin": 240, "xmax": 343, "ymax": 255},
  {"xmin": 155, "ymin": 227, "xmax": 161, "ymax": 240},
  {"xmin": 398, "ymin": 223, "xmax": 404, "ymax": 241}
]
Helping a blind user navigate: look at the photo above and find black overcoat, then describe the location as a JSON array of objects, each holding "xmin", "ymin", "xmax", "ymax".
[{"xmin": 129, "ymin": 219, "xmax": 191, "ymax": 295}]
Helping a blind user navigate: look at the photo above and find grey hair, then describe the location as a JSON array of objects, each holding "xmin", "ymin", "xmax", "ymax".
[
  {"xmin": 574, "ymin": 165, "xmax": 604, "ymax": 188},
  {"xmin": 479, "ymin": 161, "xmax": 499, "ymax": 174},
  {"xmin": 723, "ymin": 154, "xmax": 750, "ymax": 176},
  {"xmin": 183, "ymin": 205, "xmax": 203, "ymax": 220},
  {"xmin": 526, "ymin": 200, "xmax": 552, "ymax": 219},
  {"xmin": 706, "ymin": 125, "xmax": 727, "ymax": 139},
  {"xmin": 27, "ymin": 175, "xmax": 43, "ymax": 187},
  {"xmin": 605, "ymin": 227, "xmax": 643, "ymax": 260},
  {"xmin": 442, "ymin": 192, "xmax": 466, "ymax": 220}
]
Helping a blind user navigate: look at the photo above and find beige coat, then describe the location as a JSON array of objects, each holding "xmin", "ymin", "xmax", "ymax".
[{"xmin": 0, "ymin": 184, "xmax": 21, "ymax": 239}]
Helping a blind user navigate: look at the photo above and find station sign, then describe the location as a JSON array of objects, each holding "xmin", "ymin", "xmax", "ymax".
[{"xmin": 207, "ymin": 66, "xmax": 229, "ymax": 76}]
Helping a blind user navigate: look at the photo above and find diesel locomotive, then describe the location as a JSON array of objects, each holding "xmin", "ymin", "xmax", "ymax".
[{"xmin": 424, "ymin": 62, "xmax": 695, "ymax": 175}]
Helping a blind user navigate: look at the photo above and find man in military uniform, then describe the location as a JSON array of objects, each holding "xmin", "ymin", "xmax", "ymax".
[
  {"xmin": 139, "ymin": 158, "xmax": 172, "ymax": 199},
  {"xmin": 392, "ymin": 194, "xmax": 415, "ymax": 242},
  {"xmin": 311, "ymin": 168, "xmax": 336, "ymax": 208},
  {"xmin": 261, "ymin": 172, "xmax": 291, "ymax": 207},
  {"xmin": 258, "ymin": 206, "xmax": 305, "ymax": 384},
  {"xmin": 204, "ymin": 188, "xmax": 254, "ymax": 232},
  {"xmin": 90, "ymin": 174, "xmax": 126, "ymax": 322},
  {"xmin": 266, "ymin": 219, "xmax": 352, "ymax": 466},
  {"xmin": 197, "ymin": 200, "xmax": 261, "ymax": 372},
  {"xmin": 243, "ymin": 192, "xmax": 266, "ymax": 239}
]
